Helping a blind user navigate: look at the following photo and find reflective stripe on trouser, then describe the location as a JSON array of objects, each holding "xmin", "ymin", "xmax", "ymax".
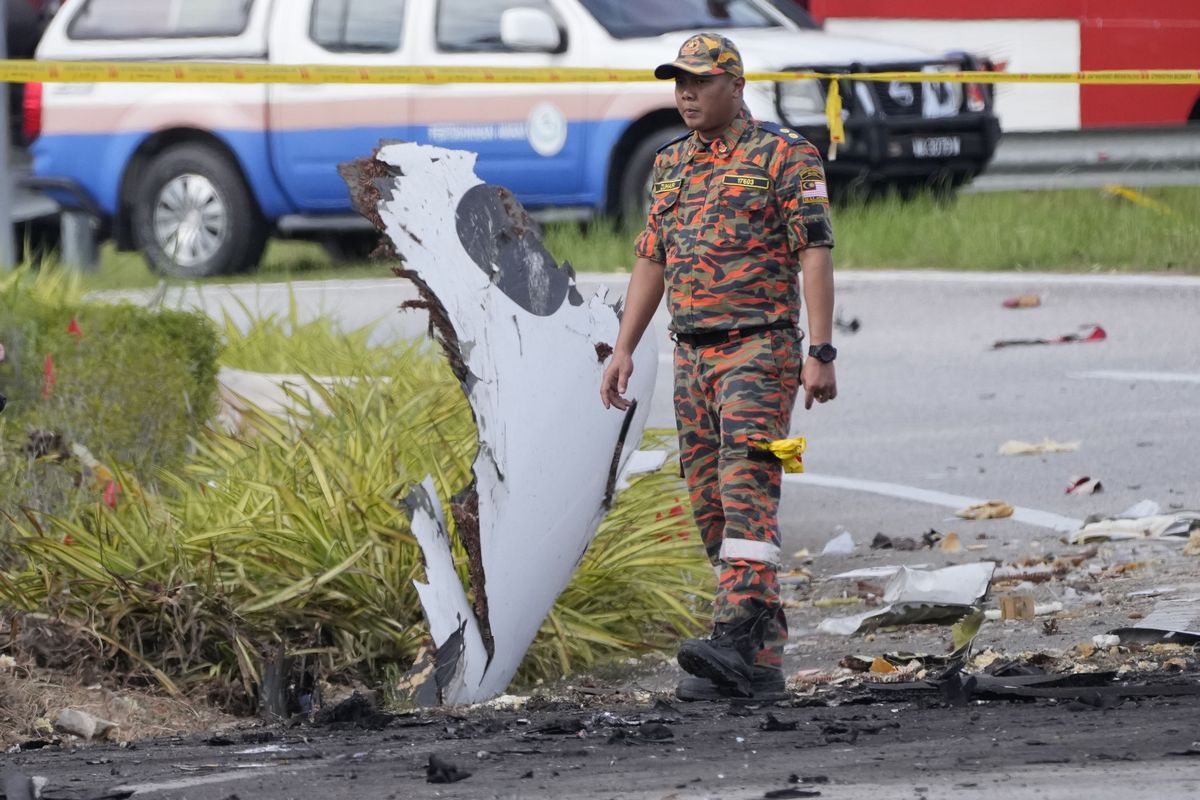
[{"xmin": 673, "ymin": 328, "xmax": 801, "ymax": 669}]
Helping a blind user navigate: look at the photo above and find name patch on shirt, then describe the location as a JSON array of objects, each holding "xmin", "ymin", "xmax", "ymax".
[
  {"xmin": 652, "ymin": 179, "xmax": 682, "ymax": 194},
  {"xmin": 721, "ymin": 174, "xmax": 771, "ymax": 191}
]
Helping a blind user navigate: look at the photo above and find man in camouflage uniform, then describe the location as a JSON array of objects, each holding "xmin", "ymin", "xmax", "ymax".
[{"xmin": 600, "ymin": 33, "xmax": 838, "ymax": 701}]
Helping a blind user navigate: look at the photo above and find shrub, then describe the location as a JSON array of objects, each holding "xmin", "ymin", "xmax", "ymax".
[
  {"xmin": 0, "ymin": 269, "xmax": 220, "ymax": 533},
  {"xmin": 0, "ymin": 345, "xmax": 707, "ymax": 701}
]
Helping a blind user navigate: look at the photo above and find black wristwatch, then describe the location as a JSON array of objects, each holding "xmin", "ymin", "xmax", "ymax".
[{"xmin": 808, "ymin": 343, "xmax": 837, "ymax": 363}]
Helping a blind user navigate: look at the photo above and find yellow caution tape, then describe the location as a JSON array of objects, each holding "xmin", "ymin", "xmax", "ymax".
[
  {"xmin": 826, "ymin": 78, "xmax": 845, "ymax": 158},
  {"xmin": 2, "ymin": 60, "xmax": 1197, "ymax": 86},
  {"xmin": 5, "ymin": 60, "xmax": 1196, "ymax": 164},
  {"xmin": 755, "ymin": 436, "xmax": 806, "ymax": 474}
]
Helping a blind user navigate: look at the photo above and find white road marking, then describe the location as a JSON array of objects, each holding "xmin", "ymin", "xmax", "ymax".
[
  {"xmin": 784, "ymin": 472, "xmax": 1082, "ymax": 533},
  {"xmin": 1071, "ymin": 370, "xmax": 1200, "ymax": 385}
]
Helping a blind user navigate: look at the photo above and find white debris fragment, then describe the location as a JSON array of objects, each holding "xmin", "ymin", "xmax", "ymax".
[
  {"xmin": 361, "ymin": 143, "xmax": 656, "ymax": 704},
  {"xmin": 1092, "ymin": 634, "xmax": 1121, "ymax": 648},
  {"xmin": 819, "ymin": 563, "xmax": 995, "ymax": 636},
  {"xmin": 54, "ymin": 708, "xmax": 119, "ymax": 741},
  {"xmin": 821, "ymin": 530, "xmax": 856, "ymax": 556}
]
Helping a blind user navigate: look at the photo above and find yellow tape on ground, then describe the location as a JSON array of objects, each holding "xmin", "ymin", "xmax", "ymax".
[{"xmin": 2, "ymin": 60, "xmax": 1198, "ymax": 86}]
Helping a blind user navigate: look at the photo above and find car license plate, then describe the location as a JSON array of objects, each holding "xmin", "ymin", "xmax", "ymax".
[{"xmin": 912, "ymin": 136, "xmax": 961, "ymax": 158}]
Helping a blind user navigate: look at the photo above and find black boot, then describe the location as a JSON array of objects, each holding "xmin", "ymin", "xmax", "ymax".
[
  {"xmin": 676, "ymin": 666, "xmax": 788, "ymax": 702},
  {"xmin": 676, "ymin": 604, "xmax": 770, "ymax": 698}
]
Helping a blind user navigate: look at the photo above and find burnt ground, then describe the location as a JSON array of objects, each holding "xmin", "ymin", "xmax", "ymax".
[
  {"xmin": 6, "ymin": 676, "xmax": 1200, "ymax": 800},
  {"xmin": 8, "ymin": 516, "xmax": 1200, "ymax": 798}
]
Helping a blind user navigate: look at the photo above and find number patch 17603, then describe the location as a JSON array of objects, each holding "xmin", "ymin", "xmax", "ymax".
[{"xmin": 721, "ymin": 174, "xmax": 771, "ymax": 191}]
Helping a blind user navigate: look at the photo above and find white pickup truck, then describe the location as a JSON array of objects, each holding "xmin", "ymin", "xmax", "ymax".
[{"xmin": 29, "ymin": 0, "xmax": 1000, "ymax": 277}]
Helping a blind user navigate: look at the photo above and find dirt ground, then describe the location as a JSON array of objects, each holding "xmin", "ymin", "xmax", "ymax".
[{"xmin": 5, "ymin": 515, "xmax": 1200, "ymax": 797}]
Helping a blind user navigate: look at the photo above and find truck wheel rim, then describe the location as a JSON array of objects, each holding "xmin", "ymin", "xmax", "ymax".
[{"xmin": 153, "ymin": 174, "xmax": 228, "ymax": 269}]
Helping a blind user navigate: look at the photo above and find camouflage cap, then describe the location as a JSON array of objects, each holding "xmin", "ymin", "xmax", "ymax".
[{"xmin": 654, "ymin": 33, "xmax": 744, "ymax": 80}]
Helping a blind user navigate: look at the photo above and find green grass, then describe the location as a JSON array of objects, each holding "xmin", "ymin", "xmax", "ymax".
[
  {"xmin": 831, "ymin": 185, "xmax": 1200, "ymax": 272},
  {"xmin": 71, "ymin": 185, "xmax": 1200, "ymax": 291}
]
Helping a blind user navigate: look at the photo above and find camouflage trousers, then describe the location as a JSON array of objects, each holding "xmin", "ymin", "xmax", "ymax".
[{"xmin": 673, "ymin": 327, "xmax": 802, "ymax": 669}]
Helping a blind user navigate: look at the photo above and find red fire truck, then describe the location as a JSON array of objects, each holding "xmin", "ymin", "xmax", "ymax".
[{"xmin": 803, "ymin": 0, "xmax": 1200, "ymax": 131}]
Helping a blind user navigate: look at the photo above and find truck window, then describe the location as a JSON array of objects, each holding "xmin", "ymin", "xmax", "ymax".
[
  {"xmin": 311, "ymin": 0, "xmax": 406, "ymax": 53},
  {"xmin": 67, "ymin": 0, "xmax": 253, "ymax": 39},
  {"xmin": 578, "ymin": 0, "xmax": 779, "ymax": 39},
  {"xmin": 437, "ymin": 0, "xmax": 556, "ymax": 52}
]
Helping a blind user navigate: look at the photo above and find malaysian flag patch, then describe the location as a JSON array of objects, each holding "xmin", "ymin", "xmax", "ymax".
[{"xmin": 801, "ymin": 179, "xmax": 828, "ymax": 201}]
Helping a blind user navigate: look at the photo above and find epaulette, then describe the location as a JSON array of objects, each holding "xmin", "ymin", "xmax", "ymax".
[
  {"xmin": 656, "ymin": 129, "xmax": 693, "ymax": 153},
  {"xmin": 756, "ymin": 121, "xmax": 807, "ymax": 144}
]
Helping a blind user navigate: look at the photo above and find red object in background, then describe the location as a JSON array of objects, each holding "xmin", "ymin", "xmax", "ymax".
[
  {"xmin": 42, "ymin": 354, "xmax": 55, "ymax": 399},
  {"xmin": 102, "ymin": 480, "xmax": 119, "ymax": 509},
  {"xmin": 67, "ymin": 318, "xmax": 82, "ymax": 339},
  {"xmin": 21, "ymin": 81, "xmax": 42, "ymax": 144},
  {"xmin": 806, "ymin": 0, "xmax": 1200, "ymax": 128}
]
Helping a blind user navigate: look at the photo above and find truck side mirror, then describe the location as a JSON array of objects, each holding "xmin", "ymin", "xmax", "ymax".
[{"xmin": 500, "ymin": 8, "xmax": 563, "ymax": 53}]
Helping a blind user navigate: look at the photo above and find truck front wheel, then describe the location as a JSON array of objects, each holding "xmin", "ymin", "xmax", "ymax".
[{"xmin": 131, "ymin": 144, "xmax": 267, "ymax": 278}]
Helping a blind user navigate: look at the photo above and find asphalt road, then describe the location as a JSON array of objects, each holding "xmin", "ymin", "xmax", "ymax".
[
  {"xmin": 76, "ymin": 269, "xmax": 1200, "ymax": 799},
  {"xmin": 107, "ymin": 268, "xmax": 1200, "ymax": 550}
]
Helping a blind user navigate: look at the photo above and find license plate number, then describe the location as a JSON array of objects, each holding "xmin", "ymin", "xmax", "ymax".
[{"xmin": 912, "ymin": 136, "xmax": 961, "ymax": 158}]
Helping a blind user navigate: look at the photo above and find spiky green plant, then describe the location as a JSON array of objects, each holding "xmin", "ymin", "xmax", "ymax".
[
  {"xmin": 216, "ymin": 290, "xmax": 392, "ymax": 376},
  {"xmin": 1, "ymin": 318, "xmax": 709, "ymax": 699}
]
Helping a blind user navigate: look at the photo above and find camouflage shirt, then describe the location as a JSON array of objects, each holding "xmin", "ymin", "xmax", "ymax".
[{"xmin": 634, "ymin": 115, "xmax": 835, "ymax": 333}]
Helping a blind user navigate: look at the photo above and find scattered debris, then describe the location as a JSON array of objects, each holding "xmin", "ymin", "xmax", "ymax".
[
  {"xmin": 999, "ymin": 595, "xmax": 1036, "ymax": 621},
  {"xmin": 760, "ymin": 713, "xmax": 799, "ymax": 732},
  {"xmin": 1186, "ymin": 533, "xmax": 1200, "ymax": 556},
  {"xmin": 1110, "ymin": 598, "xmax": 1200, "ymax": 645},
  {"xmin": 940, "ymin": 532, "xmax": 962, "ymax": 553},
  {"xmin": 1066, "ymin": 476, "xmax": 1103, "ymax": 495},
  {"xmin": 1070, "ymin": 511, "xmax": 1200, "ymax": 544},
  {"xmin": 53, "ymin": 709, "xmax": 118, "ymax": 742},
  {"xmin": 1121, "ymin": 499, "xmax": 1161, "ymax": 518},
  {"xmin": 818, "ymin": 563, "xmax": 995, "ymax": 636},
  {"xmin": 821, "ymin": 530, "xmax": 855, "ymax": 556},
  {"xmin": 607, "ymin": 722, "xmax": 674, "ymax": 746},
  {"xmin": 991, "ymin": 324, "xmax": 1106, "ymax": 349},
  {"xmin": 986, "ymin": 601, "xmax": 1062, "ymax": 621},
  {"xmin": 869, "ymin": 530, "xmax": 942, "ymax": 551},
  {"xmin": 1103, "ymin": 184, "xmax": 1174, "ymax": 215},
  {"xmin": 350, "ymin": 143, "xmax": 657, "ymax": 704},
  {"xmin": 426, "ymin": 754, "xmax": 471, "ymax": 784},
  {"xmin": 957, "ymin": 501, "xmax": 1014, "ymax": 521},
  {"xmin": 834, "ymin": 309, "xmax": 860, "ymax": 334},
  {"xmin": 814, "ymin": 597, "xmax": 861, "ymax": 608},
  {"xmin": 998, "ymin": 438, "xmax": 1080, "ymax": 456},
  {"xmin": 992, "ymin": 563, "xmax": 1054, "ymax": 584},
  {"xmin": 1092, "ymin": 634, "xmax": 1121, "ymax": 648},
  {"xmin": 829, "ymin": 565, "xmax": 930, "ymax": 581},
  {"xmin": 1002, "ymin": 293, "xmax": 1042, "ymax": 309}
]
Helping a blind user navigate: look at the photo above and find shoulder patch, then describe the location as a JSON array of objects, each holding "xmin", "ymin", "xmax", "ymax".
[
  {"xmin": 756, "ymin": 121, "xmax": 807, "ymax": 145},
  {"xmin": 656, "ymin": 129, "xmax": 693, "ymax": 153}
]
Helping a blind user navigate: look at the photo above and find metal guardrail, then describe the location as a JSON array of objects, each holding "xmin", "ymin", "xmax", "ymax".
[{"xmin": 969, "ymin": 126, "xmax": 1200, "ymax": 192}]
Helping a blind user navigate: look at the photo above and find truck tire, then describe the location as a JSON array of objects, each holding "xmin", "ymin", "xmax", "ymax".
[
  {"xmin": 618, "ymin": 125, "xmax": 688, "ymax": 223},
  {"xmin": 132, "ymin": 144, "xmax": 267, "ymax": 278}
]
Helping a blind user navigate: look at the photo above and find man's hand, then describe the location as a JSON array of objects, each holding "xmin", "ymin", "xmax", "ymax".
[
  {"xmin": 600, "ymin": 351, "xmax": 635, "ymax": 410},
  {"xmin": 802, "ymin": 358, "xmax": 837, "ymax": 410}
]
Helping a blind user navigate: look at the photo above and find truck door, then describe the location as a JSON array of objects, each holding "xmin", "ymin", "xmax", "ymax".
[
  {"xmin": 267, "ymin": 0, "xmax": 412, "ymax": 212},
  {"xmin": 406, "ymin": 0, "xmax": 586, "ymax": 208}
]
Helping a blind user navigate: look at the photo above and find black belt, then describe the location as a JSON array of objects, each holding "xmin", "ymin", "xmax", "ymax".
[{"xmin": 672, "ymin": 320, "xmax": 796, "ymax": 347}]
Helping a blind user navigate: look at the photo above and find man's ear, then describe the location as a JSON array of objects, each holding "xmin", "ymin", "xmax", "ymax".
[{"xmin": 731, "ymin": 76, "xmax": 746, "ymax": 100}]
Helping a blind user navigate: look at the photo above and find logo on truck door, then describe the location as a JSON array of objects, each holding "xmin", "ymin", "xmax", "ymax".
[{"xmin": 527, "ymin": 102, "xmax": 568, "ymax": 157}]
